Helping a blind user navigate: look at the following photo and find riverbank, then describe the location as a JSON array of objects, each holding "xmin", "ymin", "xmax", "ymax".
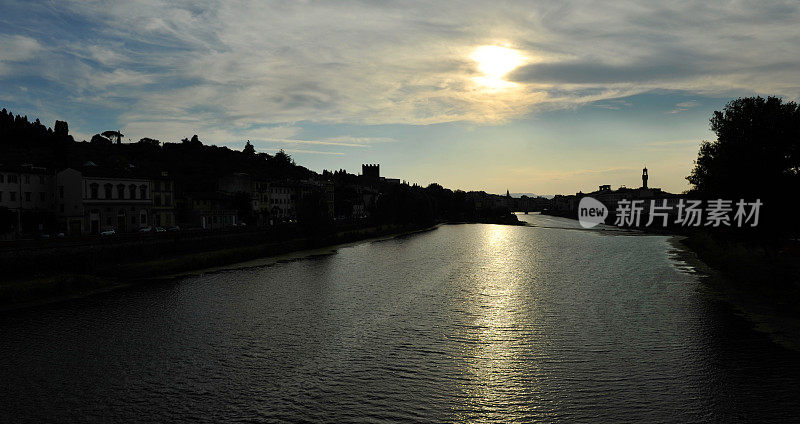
[
  {"xmin": 675, "ymin": 233, "xmax": 800, "ymax": 351},
  {"xmin": 0, "ymin": 222, "xmax": 441, "ymax": 311}
]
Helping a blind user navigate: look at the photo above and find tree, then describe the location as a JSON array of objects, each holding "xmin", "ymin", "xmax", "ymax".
[
  {"xmin": 274, "ymin": 149, "xmax": 293, "ymax": 165},
  {"xmin": 688, "ymin": 96, "xmax": 800, "ymax": 232},
  {"xmin": 688, "ymin": 96, "xmax": 800, "ymax": 197},
  {"xmin": 90, "ymin": 133, "xmax": 112, "ymax": 145},
  {"xmin": 243, "ymin": 140, "xmax": 255, "ymax": 155},
  {"xmin": 101, "ymin": 130, "xmax": 124, "ymax": 144},
  {"xmin": 54, "ymin": 120, "xmax": 68, "ymax": 137},
  {"xmin": 138, "ymin": 137, "xmax": 160, "ymax": 147}
]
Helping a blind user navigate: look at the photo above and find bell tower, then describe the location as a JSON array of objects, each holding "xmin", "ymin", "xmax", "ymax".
[{"xmin": 642, "ymin": 167, "xmax": 648, "ymax": 189}]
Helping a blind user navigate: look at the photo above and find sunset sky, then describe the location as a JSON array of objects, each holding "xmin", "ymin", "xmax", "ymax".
[{"xmin": 2, "ymin": 1, "xmax": 799, "ymax": 194}]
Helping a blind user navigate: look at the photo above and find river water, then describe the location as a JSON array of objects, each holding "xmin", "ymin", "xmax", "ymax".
[{"xmin": 2, "ymin": 214, "xmax": 799, "ymax": 422}]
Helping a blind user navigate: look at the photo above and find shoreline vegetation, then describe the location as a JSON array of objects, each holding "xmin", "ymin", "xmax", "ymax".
[{"xmin": 0, "ymin": 214, "xmax": 522, "ymax": 311}]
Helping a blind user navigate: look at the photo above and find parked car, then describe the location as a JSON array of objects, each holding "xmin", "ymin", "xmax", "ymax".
[
  {"xmin": 138, "ymin": 226, "xmax": 153, "ymax": 233},
  {"xmin": 167, "ymin": 226, "xmax": 181, "ymax": 232},
  {"xmin": 100, "ymin": 229, "xmax": 116, "ymax": 236},
  {"xmin": 155, "ymin": 227, "xmax": 166, "ymax": 233}
]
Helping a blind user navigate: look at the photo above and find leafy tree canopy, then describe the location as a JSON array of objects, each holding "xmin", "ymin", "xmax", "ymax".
[{"xmin": 688, "ymin": 96, "xmax": 800, "ymax": 198}]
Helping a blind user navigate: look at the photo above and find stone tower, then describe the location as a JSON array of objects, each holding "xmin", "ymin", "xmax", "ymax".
[
  {"xmin": 361, "ymin": 164, "xmax": 380, "ymax": 180},
  {"xmin": 642, "ymin": 167, "xmax": 648, "ymax": 189}
]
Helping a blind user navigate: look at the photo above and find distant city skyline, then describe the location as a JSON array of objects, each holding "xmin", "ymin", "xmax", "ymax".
[{"xmin": 2, "ymin": 1, "xmax": 800, "ymax": 194}]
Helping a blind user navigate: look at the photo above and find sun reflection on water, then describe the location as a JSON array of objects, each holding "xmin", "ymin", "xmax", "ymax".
[{"xmin": 455, "ymin": 224, "xmax": 543, "ymax": 417}]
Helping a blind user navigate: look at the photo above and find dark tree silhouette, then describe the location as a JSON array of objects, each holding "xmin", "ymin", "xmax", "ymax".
[
  {"xmin": 274, "ymin": 149, "xmax": 293, "ymax": 165},
  {"xmin": 243, "ymin": 140, "xmax": 255, "ymax": 155},
  {"xmin": 688, "ymin": 96, "xmax": 800, "ymax": 232},
  {"xmin": 138, "ymin": 137, "xmax": 160, "ymax": 146},
  {"xmin": 689, "ymin": 96, "xmax": 800, "ymax": 196},
  {"xmin": 54, "ymin": 120, "xmax": 68, "ymax": 137},
  {"xmin": 101, "ymin": 130, "xmax": 124, "ymax": 144},
  {"xmin": 91, "ymin": 134, "xmax": 112, "ymax": 145}
]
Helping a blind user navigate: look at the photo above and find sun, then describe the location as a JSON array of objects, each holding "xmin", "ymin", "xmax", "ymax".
[{"xmin": 470, "ymin": 45, "xmax": 526, "ymax": 90}]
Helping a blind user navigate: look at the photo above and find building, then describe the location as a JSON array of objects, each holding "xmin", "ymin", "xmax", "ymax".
[
  {"xmin": 320, "ymin": 180, "xmax": 335, "ymax": 219},
  {"xmin": 151, "ymin": 172, "xmax": 176, "ymax": 228},
  {"xmin": 302, "ymin": 179, "xmax": 334, "ymax": 219},
  {"xmin": 53, "ymin": 167, "xmax": 154, "ymax": 234},
  {"xmin": 218, "ymin": 173, "xmax": 253, "ymax": 195},
  {"xmin": 549, "ymin": 168, "xmax": 679, "ymax": 224},
  {"xmin": 361, "ymin": 164, "xmax": 380, "ymax": 180},
  {"xmin": 179, "ymin": 192, "xmax": 238, "ymax": 229},
  {"xmin": 55, "ymin": 168, "xmax": 84, "ymax": 235},
  {"xmin": 253, "ymin": 179, "xmax": 271, "ymax": 226},
  {"xmin": 219, "ymin": 173, "xmax": 271, "ymax": 225},
  {"xmin": 642, "ymin": 167, "xmax": 648, "ymax": 189},
  {"xmin": 269, "ymin": 182, "xmax": 295, "ymax": 221},
  {"xmin": 78, "ymin": 167, "xmax": 153, "ymax": 234},
  {"xmin": 0, "ymin": 164, "xmax": 55, "ymax": 236}
]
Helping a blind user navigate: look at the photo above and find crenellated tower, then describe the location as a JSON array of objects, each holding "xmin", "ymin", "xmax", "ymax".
[{"xmin": 642, "ymin": 167, "xmax": 648, "ymax": 189}]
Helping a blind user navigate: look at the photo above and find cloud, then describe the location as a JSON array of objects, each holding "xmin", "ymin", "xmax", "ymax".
[
  {"xmin": 0, "ymin": 35, "xmax": 42, "ymax": 62},
  {"xmin": 0, "ymin": 35, "xmax": 43, "ymax": 75},
  {"xmin": 668, "ymin": 100, "xmax": 699, "ymax": 114},
  {"xmin": 2, "ymin": 0, "xmax": 800, "ymax": 140},
  {"xmin": 593, "ymin": 99, "xmax": 633, "ymax": 110},
  {"xmin": 250, "ymin": 136, "xmax": 394, "ymax": 148},
  {"xmin": 510, "ymin": 59, "xmax": 703, "ymax": 85},
  {"xmin": 263, "ymin": 148, "xmax": 344, "ymax": 156}
]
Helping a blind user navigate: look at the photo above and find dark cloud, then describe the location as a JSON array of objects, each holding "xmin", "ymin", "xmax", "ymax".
[{"xmin": 509, "ymin": 60, "xmax": 703, "ymax": 84}]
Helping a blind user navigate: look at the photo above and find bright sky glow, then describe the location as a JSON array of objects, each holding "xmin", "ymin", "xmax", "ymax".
[{"xmin": 471, "ymin": 46, "xmax": 526, "ymax": 89}]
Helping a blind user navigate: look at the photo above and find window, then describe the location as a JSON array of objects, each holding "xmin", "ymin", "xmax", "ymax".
[
  {"xmin": 25, "ymin": 192, "xmax": 32, "ymax": 202},
  {"xmin": 0, "ymin": 192, "xmax": 2, "ymax": 201},
  {"xmin": 155, "ymin": 196, "xmax": 161, "ymax": 206},
  {"xmin": 131, "ymin": 215, "xmax": 137, "ymax": 225},
  {"xmin": 24, "ymin": 175, "xmax": 30, "ymax": 184},
  {"xmin": 139, "ymin": 210, "xmax": 147, "ymax": 225},
  {"xmin": 129, "ymin": 184, "xmax": 137, "ymax": 199},
  {"xmin": 139, "ymin": 185, "xmax": 147, "ymax": 200},
  {"xmin": 39, "ymin": 192, "xmax": 45, "ymax": 201},
  {"xmin": 90, "ymin": 183, "xmax": 99, "ymax": 199},
  {"xmin": 59, "ymin": 186, "xmax": 64, "ymax": 199},
  {"xmin": 59, "ymin": 204, "xmax": 64, "ymax": 213},
  {"xmin": 39, "ymin": 176, "xmax": 45, "ymax": 184},
  {"xmin": 10, "ymin": 192, "xmax": 16, "ymax": 201},
  {"xmin": 104, "ymin": 184, "xmax": 113, "ymax": 199},
  {"xmin": 0, "ymin": 174, "xmax": 3, "ymax": 183},
  {"xmin": 165, "ymin": 194, "xmax": 171, "ymax": 206},
  {"xmin": 9, "ymin": 175, "xmax": 18, "ymax": 183},
  {"xmin": 117, "ymin": 184, "xmax": 125, "ymax": 199}
]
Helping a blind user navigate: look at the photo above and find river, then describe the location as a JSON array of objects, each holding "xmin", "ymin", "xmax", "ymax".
[{"xmin": 1, "ymin": 213, "xmax": 799, "ymax": 422}]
